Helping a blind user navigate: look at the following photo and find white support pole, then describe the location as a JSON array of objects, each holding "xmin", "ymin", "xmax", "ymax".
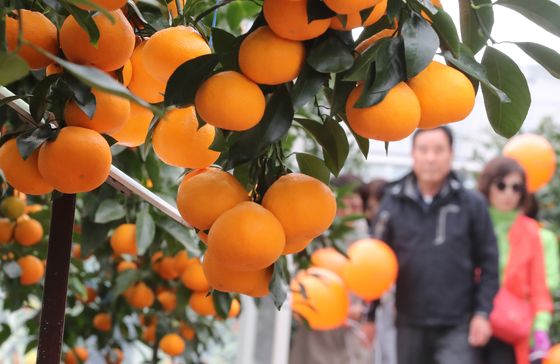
[
  {"xmin": 235, "ymin": 295, "xmax": 258, "ymax": 364},
  {"xmin": 0, "ymin": 86, "xmax": 188, "ymax": 228}
]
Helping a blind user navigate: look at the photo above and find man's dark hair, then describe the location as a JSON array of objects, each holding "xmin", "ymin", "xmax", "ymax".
[
  {"xmin": 412, "ymin": 126, "xmax": 454, "ymax": 148},
  {"xmin": 477, "ymin": 156, "xmax": 528, "ymax": 209},
  {"xmin": 358, "ymin": 178, "xmax": 387, "ymax": 207}
]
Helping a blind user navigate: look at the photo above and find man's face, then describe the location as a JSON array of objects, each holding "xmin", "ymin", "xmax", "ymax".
[{"xmin": 412, "ymin": 129, "xmax": 453, "ymax": 186}]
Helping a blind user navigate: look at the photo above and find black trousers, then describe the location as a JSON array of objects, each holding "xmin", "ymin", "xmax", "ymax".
[
  {"xmin": 478, "ymin": 336, "xmax": 516, "ymax": 364},
  {"xmin": 397, "ymin": 323, "xmax": 477, "ymax": 364}
]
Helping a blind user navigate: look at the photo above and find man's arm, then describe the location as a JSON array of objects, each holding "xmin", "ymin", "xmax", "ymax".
[{"xmin": 470, "ymin": 192, "xmax": 499, "ymax": 317}]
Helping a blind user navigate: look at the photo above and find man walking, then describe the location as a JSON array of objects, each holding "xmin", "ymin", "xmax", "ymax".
[{"xmin": 366, "ymin": 127, "xmax": 499, "ymax": 364}]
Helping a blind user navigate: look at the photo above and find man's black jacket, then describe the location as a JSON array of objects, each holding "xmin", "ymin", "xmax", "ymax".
[{"xmin": 368, "ymin": 172, "xmax": 499, "ymax": 327}]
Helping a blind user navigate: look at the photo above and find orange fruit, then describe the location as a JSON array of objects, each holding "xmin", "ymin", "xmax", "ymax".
[
  {"xmin": 152, "ymin": 107, "xmax": 219, "ymax": 168},
  {"xmin": 407, "ymin": 61, "xmax": 475, "ymax": 129},
  {"xmin": 127, "ymin": 281, "xmax": 155, "ymax": 309},
  {"xmin": 189, "ymin": 291, "xmax": 216, "ymax": 316},
  {"xmin": 198, "ymin": 231, "xmax": 208, "ymax": 245},
  {"xmin": 117, "ymin": 260, "xmax": 137, "ymax": 272},
  {"xmin": 263, "ymin": 0, "xmax": 331, "ymax": 41},
  {"xmin": 64, "ymin": 88, "xmax": 130, "ymax": 134},
  {"xmin": 93, "ymin": 313, "xmax": 112, "ymax": 331},
  {"xmin": 159, "ymin": 333, "xmax": 185, "ymax": 356},
  {"xmin": 176, "ymin": 168, "xmax": 249, "ymax": 231},
  {"xmin": 228, "ymin": 299, "xmax": 241, "ymax": 318},
  {"xmin": 78, "ymin": 286, "xmax": 97, "ymax": 304},
  {"xmin": 37, "ymin": 126, "xmax": 112, "ymax": 194},
  {"xmin": 291, "ymin": 267, "xmax": 350, "ymax": 330},
  {"xmin": 341, "ymin": 238, "xmax": 398, "ymax": 301},
  {"xmin": 6, "ymin": 10, "xmax": 58, "ymax": 70},
  {"xmin": 238, "ymin": 26, "xmax": 305, "ymax": 85},
  {"xmin": 75, "ymin": 0, "xmax": 127, "ymax": 10},
  {"xmin": 143, "ymin": 322, "xmax": 156, "ymax": 343},
  {"xmin": 179, "ymin": 322, "xmax": 195, "ymax": 340},
  {"xmin": 110, "ymin": 224, "xmax": 137, "ymax": 256},
  {"xmin": 544, "ymin": 344, "xmax": 560, "ymax": 364},
  {"xmin": 0, "ymin": 196, "xmax": 26, "ymax": 219},
  {"xmin": 110, "ymin": 102, "xmax": 153, "ymax": 147},
  {"xmin": 346, "ymin": 82, "xmax": 421, "ymax": 141},
  {"xmin": 25, "ymin": 204, "xmax": 44, "ymax": 214},
  {"xmin": 173, "ymin": 250, "xmax": 194, "ymax": 274},
  {"xmin": 503, "ymin": 134, "xmax": 557, "ymax": 193},
  {"xmin": 324, "ymin": 0, "xmax": 381, "ymax": 14},
  {"xmin": 195, "ymin": 71, "xmax": 266, "ymax": 131},
  {"xmin": 18, "ymin": 255, "xmax": 45, "ymax": 285},
  {"xmin": 262, "ymin": 173, "xmax": 337, "ymax": 254},
  {"xmin": 330, "ymin": 0, "xmax": 387, "ymax": 30},
  {"xmin": 64, "ymin": 347, "xmax": 89, "ymax": 364},
  {"xmin": 106, "ymin": 347, "xmax": 124, "ymax": 364},
  {"xmin": 14, "ymin": 218, "xmax": 43, "ymax": 246},
  {"xmin": 127, "ymin": 43, "xmax": 166, "ymax": 103},
  {"xmin": 180, "ymin": 259, "xmax": 210, "ymax": 292},
  {"xmin": 202, "ymin": 251, "xmax": 272, "ymax": 297},
  {"xmin": 157, "ymin": 290, "xmax": 177, "ymax": 312},
  {"xmin": 46, "ymin": 63, "xmax": 63, "ymax": 76},
  {"xmin": 121, "ymin": 60, "xmax": 133, "ymax": 86},
  {"xmin": 60, "ymin": 10, "xmax": 135, "ymax": 71},
  {"xmin": 207, "ymin": 201, "xmax": 285, "ymax": 271},
  {"xmin": 0, "ymin": 139, "xmax": 54, "ymax": 195},
  {"xmin": 0, "ymin": 218, "xmax": 14, "ymax": 244},
  {"xmin": 310, "ymin": 247, "xmax": 349, "ymax": 276},
  {"xmin": 151, "ymin": 251, "xmax": 164, "ymax": 272},
  {"xmin": 142, "ymin": 26, "xmax": 211, "ymax": 83},
  {"xmin": 355, "ymin": 28, "xmax": 395, "ymax": 53},
  {"xmin": 157, "ymin": 256, "xmax": 179, "ymax": 280}
]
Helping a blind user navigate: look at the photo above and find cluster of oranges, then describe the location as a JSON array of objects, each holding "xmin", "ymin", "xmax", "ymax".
[
  {"xmin": 175, "ymin": 168, "xmax": 337, "ymax": 297},
  {"xmin": 292, "ymin": 238, "xmax": 398, "ymax": 330},
  {"xmin": 0, "ymin": 195, "xmax": 46, "ymax": 286}
]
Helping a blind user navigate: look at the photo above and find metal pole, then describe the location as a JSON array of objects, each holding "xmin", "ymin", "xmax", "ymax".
[{"xmin": 36, "ymin": 194, "xmax": 76, "ymax": 364}]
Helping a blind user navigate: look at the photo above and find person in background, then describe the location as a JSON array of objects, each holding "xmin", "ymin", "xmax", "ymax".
[
  {"xmin": 477, "ymin": 156, "xmax": 553, "ymax": 364},
  {"xmin": 289, "ymin": 174, "xmax": 372, "ymax": 364},
  {"xmin": 524, "ymin": 194, "xmax": 559, "ymax": 363},
  {"xmin": 364, "ymin": 126, "xmax": 499, "ymax": 364}
]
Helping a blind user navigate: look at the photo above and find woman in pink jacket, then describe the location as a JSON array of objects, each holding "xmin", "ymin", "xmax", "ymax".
[{"xmin": 478, "ymin": 156, "xmax": 553, "ymax": 364}]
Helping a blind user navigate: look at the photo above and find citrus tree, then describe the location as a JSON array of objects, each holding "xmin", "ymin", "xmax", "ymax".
[{"xmin": 0, "ymin": 0, "xmax": 560, "ymax": 362}]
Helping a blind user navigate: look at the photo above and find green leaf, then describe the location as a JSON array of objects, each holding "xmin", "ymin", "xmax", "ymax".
[
  {"xmin": 94, "ymin": 199, "xmax": 126, "ymax": 223},
  {"xmin": 29, "ymin": 75, "xmax": 60, "ymax": 123},
  {"xmin": 343, "ymin": 37, "xmax": 388, "ymax": 82},
  {"xmin": 0, "ymin": 324, "xmax": 11, "ymax": 344},
  {"xmin": 496, "ymin": 0, "xmax": 560, "ymax": 37},
  {"xmin": 65, "ymin": 0, "xmax": 116, "ymax": 24},
  {"xmin": 291, "ymin": 63, "xmax": 328, "ymax": 110},
  {"xmin": 296, "ymin": 153, "xmax": 330, "ymax": 184},
  {"xmin": 0, "ymin": 52, "xmax": 29, "ymax": 86},
  {"xmin": 459, "ymin": 0, "xmax": 494, "ymax": 54},
  {"xmin": 481, "ymin": 47, "xmax": 531, "ymax": 138},
  {"xmin": 69, "ymin": 276, "xmax": 87, "ymax": 299},
  {"xmin": 16, "ymin": 124, "xmax": 58, "ymax": 160},
  {"xmin": 145, "ymin": 151, "xmax": 162, "ymax": 190},
  {"xmin": 356, "ymin": 36, "xmax": 405, "ymax": 108},
  {"xmin": 80, "ymin": 219, "xmax": 111, "ymax": 256},
  {"xmin": 515, "ymin": 42, "xmax": 560, "ymax": 79},
  {"xmin": 443, "ymin": 45, "xmax": 510, "ymax": 102},
  {"xmin": 330, "ymin": 74, "xmax": 355, "ymax": 118},
  {"xmin": 386, "ymin": 0, "xmax": 404, "ymax": 22},
  {"xmin": 136, "ymin": 204, "xmax": 155, "ymax": 255},
  {"xmin": 112, "ymin": 269, "xmax": 142, "ymax": 297},
  {"xmin": 296, "ymin": 118, "xmax": 349, "ymax": 176},
  {"xmin": 158, "ymin": 219, "xmax": 198, "ymax": 254},
  {"xmin": 209, "ymin": 128, "xmax": 227, "ymax": 152},
  {"xmin": 307, "ymin": 0, "xmax": 337, "ymax": 21},
  {"xmin": 360, "ymin": 7, "xmax": 375, "ymax": 23},
  {"xmin": 212, "ymin": 291, "xmax": 233, "ymax": 319},
  {"xmin": 211, "ymin": 27, "xmax": 239, "ymax": 54},
  {"xmin": 307, "ymin": 33, "xmax": 354, "ymax": 74},
  {"xmin": 164, "ymin": 54, "xmax": 220, "ymax": 108},
  {"xmin": 269, "ymin": 261, "xmax": 288, "ymax": 310},
  {"xmin": 425, "ymin": 8, "xmax": 461, "ymax": 56},
  {"xmin": 401, "ymin": 14, "xmax": 439, "ymax": 79},
  {"xmin": 31, "ymin": 47, "xmax": 159, "ymax": 113},
  {"xmin": 355, "ymin": 16, "xmax": 391, "ymax": 45},
  {"xmin": 227, "ymin": 85, "xmax": 294, "ymax": 167},
  {"xmin": 62, "ymin": 4, "xmax": 101, "ymax": 45},
  {"xmin": 343, "ymin": 120, "xmax": 370, "ymax": 158},
  {"xmin": 63, "ymin": 74, "xmax": 96, "ymax": 119}
]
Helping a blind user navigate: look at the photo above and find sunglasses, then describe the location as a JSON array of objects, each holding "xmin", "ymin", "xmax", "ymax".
[{"xmin": 495, "ymin": 181, "xmax": 525, "ymax": 193}]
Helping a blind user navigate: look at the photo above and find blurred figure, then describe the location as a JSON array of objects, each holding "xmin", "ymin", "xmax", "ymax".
[
  {"xmin": 290, "ymin": 174, "xmax": 372, "ymax": 364},
  {"xmin": 524, "ymin": 194, "xmax": 559, "ymax": 364},
  {"xmin": 365, "ymin": 127, "xmax": 499, "ymax": 364},
  {"xmin": 359, "ymin": 179, "xmax": 388, "ymax": 228},
  {"xmin": 478, "ymin": 156, "xmax": 553, "ymax": 364}
]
